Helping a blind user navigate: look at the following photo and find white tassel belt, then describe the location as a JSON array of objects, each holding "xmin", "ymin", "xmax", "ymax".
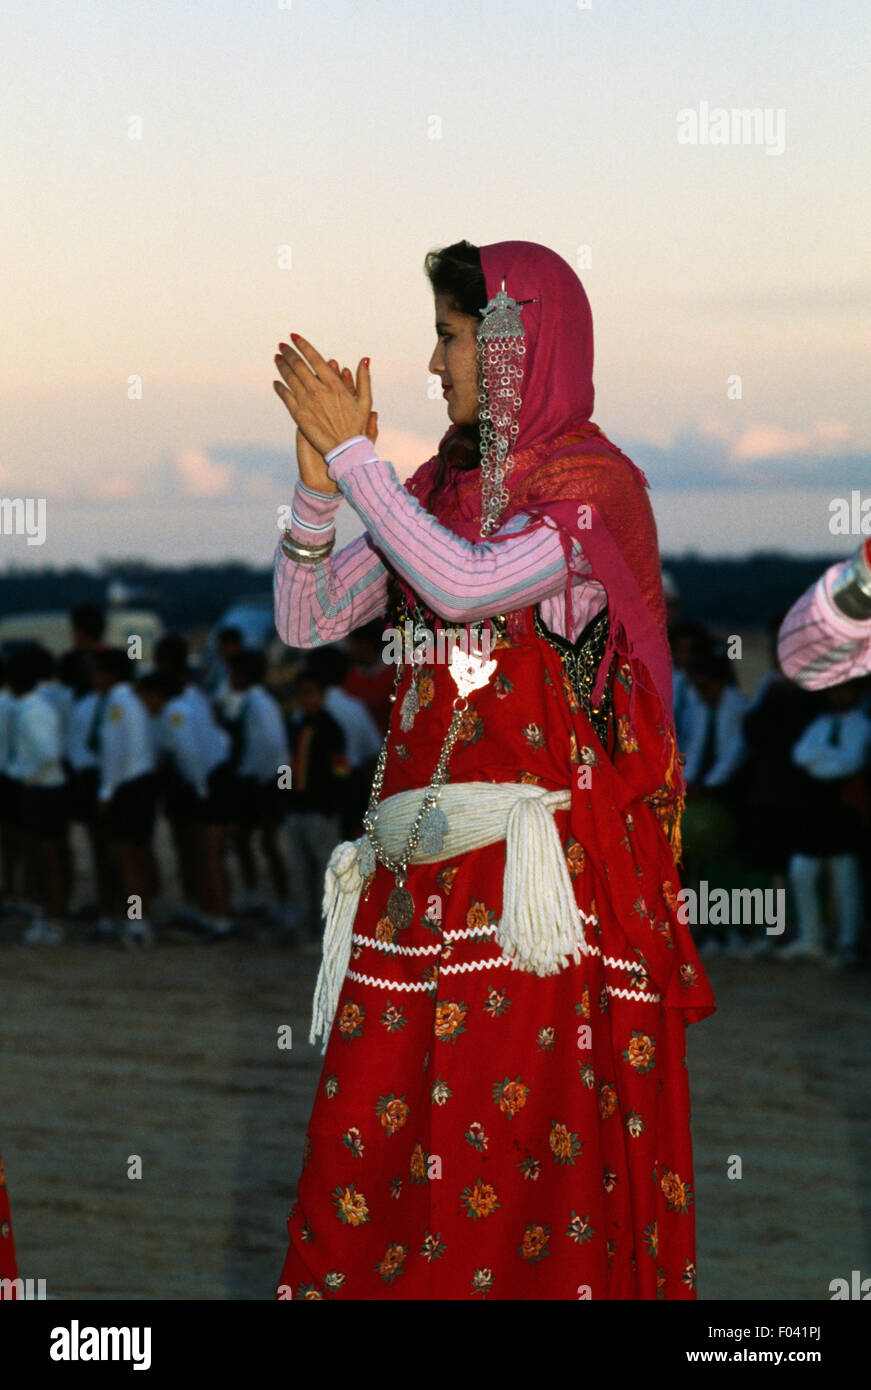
[{"xmin": 310, "ymin": 781, "xmax": 584, "ymax": 1048}]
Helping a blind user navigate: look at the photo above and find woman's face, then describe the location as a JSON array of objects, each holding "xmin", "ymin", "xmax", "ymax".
[{"xmin": 428, "ymin": 292, "xmax": 480, "ymax": 426}]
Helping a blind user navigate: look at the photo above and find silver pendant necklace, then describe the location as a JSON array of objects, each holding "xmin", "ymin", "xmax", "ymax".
[{"xmin": 363, "ymin": 636, "xmax": 497, "ymax": 931}]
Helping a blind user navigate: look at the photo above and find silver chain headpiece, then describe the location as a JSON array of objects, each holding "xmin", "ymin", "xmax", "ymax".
[{"xmin": 476, "ymin": 279, "xmax": 529, "ymax": 538}]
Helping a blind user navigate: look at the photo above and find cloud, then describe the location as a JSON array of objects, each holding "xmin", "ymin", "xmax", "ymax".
[
  {"xmin": 733, "ymin": 421, "xmax": 850, "ymax": 461},
  {"xmin": 90, "ymin": 474, "xmax": 142, "ymax": 500},
  {"xmin": 175, "ymin": 447, "xmax": 235, "ymax": 497}
]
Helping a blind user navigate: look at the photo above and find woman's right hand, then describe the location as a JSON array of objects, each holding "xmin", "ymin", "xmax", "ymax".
[{"xmin": 296, "ymin": 360, "xmax": 378, "ymax": 495}]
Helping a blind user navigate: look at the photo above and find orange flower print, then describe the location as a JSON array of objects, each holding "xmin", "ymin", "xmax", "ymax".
[
  {"xmin": 457, "ymin": 708, "xmax": 484, "ymax": 744},
  {"xmin": 324, "ymin": 1074, "xmax": 339, "ymax": 1099},
  {"xmin": 565, "ymin": 838, "xmax": 586, "ymax": 878},
  {"xmin": 471, "ymin": 1268, "xmax": 494, "ymax": 1298},
  {"xmin": 434, "ymin": 1000, "xmax": 467, "ymax": 1042},
  {"xmin": 492, "ymin": 1076, "xmax": 530, "ymax": 1119},
  {"xmin": 549, "ymin": 1121, "xmax": 583, "ymax": 1165},
  {"xmin": 682, "ymin": 1260, "xmax": 697, "ymax": 1291},
  {"xmin": 436, "ymin": 864, "xmax": 459, "ymax": 896},
  {"xmin": 567, "ymin": 1212, "xmax": 594, "ymax": 1245},
  {"xmin": 518, "ymin": 770, "xmax": 543, "ymax": 785},
  {"xmin": 617, "ymin": 715, "xmax": 639, "ymax": 752},
  {"xmin": 578, "ymin": 1061, "xmax": 595, "ymax": 1089},
  {"xmin": 390, "ymin": 1177, "xmax": 403, "ymax": 1200},
  {"xmin": 375, "ymin": 1242, "xmax": 407, "ymax": 1284},
  {"xmin": 560, "ymin": 668, "xmax": 580, "ymax": 711},
  {"xmin": 409, "ymin": 1143, "xmax": 428, "ymax": 1184},
  {"xmin": 661, "ymin": 1168, "xmax": 694, "ymax": 1213},
  {"xmin": 656, "ymin": 1266, "xmax": 667, "ymax": 1299},
  {"xmin": 466, "ymin": 900, "xmax": 495, "ymax": 935},
  {"xmin": 679, "ymin": 962, "xmax": 698, "ymax": 987},
  {"xmin": 375, "ymin": 914, "xmax": 397, "ymax": 945},
  {"xmin": 375, "ymin": 1093, "xmax": 409, "ymax": 1136},
  {"xmin": 536, "ymin": 1026, "xmax": 556, "ymax": 1052},
  {"xmin": 417, "ymin": 673, "xmax": 435, "ymax": 708},
  {"xmin": 661, "ymin": 879, "xmax": 680, "ymax": 913},
  {"xmin": 575, "ymin": 984, "xmax": 591, "ymax": 1021},
  {"xmin": 460, "ymin": 1178, "xmax": 500, "ymax": 1220},
  {"xmin": 297, "ymin": 1284, "xmax": 323, "ymax": 1299},
  {"xmin": 622, "ymin": 1031, "xmax": 656, "ymax": 1074},
  {"xmin": 522, "ymin": 721, "xmax": 546, "ymax": 751},
  {"xmin": 602, "ymin": 1168, "xmax": 618, "ymax": 1193},
  {"xmin": 332, "ymin": 1184, "xmax": 369, "ymax": 1227},
  {"xmin": 518, "ymin": 1223, "xmax": 550, "ymax": 1263},
  {"xmin": 324, "ymin": 1271, "xmax": 346, "ymax": 1294},
  {"xmin": 337, "ymin": 1000, "xmax": 365, "ymax": 1041},
  {"xmin": 598, "ymin": 1080, "xmax": 618, "ymax": 1120}
]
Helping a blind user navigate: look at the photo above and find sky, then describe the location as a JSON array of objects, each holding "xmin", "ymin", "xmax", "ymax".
[{"xmin": 1, "ymin": 0, "xmax": 869, "ymax": 571}]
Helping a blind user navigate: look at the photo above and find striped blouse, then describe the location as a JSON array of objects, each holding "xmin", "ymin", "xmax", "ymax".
[
  {"xmin": 274, "ymin": 435, "xmax": 607, "ymax": 649},
  {"xmin": 777, "ymin": 550, "xmax": 871, "ymax": 690}
]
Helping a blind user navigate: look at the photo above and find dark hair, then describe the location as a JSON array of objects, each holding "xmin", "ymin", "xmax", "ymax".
[
  {"xmin": 58, "ymin": 649, "xmax": 92, "ymax": 697},
  {"xmin": 70, "ymin": 602, "xmax": 105, "ymax": 642},
  {"xmin": 6, "ymin": 644, "xmax": 46, "ymax": 696},
  {"xmin": 306, "ymin": 645, "xmax": 350, "ymax": 688},
  {"xmin": 218, "ymin": 626, "xmax": 243, "ymax": 647},
  {"xmin": 155, "ymin": 633, "xmax": 189, "ymax": 673},
  {"xmin": 296, "ymin": 666, "xmax": 329, "ymax": 694},
  {"xmin": 422, "ymin": 240, "xmax": 488, "ymax": 507},
  {"xmin": 92, "ymin": 647, "xmax": 134, "ymax": 683},
  {"xmin": 138, "ymin": 670, "xmax": 183, "ymax": 701},
  {"xmin": 228, "ymin": 648, "xmax": 267, "ymax": 686}
]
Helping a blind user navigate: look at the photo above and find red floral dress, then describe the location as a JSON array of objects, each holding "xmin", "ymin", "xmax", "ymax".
[
  {"xmin": 0, "ymin": 1152, "xmax": 17, "ymax": 1293},
  {"xmin": 277, "ymin": 594, "xmax": 714, "ymax": 1301}
]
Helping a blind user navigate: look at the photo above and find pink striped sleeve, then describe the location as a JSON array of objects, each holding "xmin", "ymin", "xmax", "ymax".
[
  {"xmin": 274, "ymin": 479, "xmax": 390, "ymax": 647},
  {"xmin": 325, "ymin": 436, "xmax": 604, "ymax": 637},
  {"xmin": 777, "ymin": 557, "xmax": 871, "ymax": 689}
]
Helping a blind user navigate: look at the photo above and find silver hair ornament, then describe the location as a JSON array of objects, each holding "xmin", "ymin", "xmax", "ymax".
[{"xmin": 476, "ymin": 280, "xmax": 528, "ymax": 538}]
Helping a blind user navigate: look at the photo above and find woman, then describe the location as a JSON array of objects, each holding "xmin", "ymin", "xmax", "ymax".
[{"xmin": 271, "ymin": 240, "xmax": 715, "ymax": 1300}]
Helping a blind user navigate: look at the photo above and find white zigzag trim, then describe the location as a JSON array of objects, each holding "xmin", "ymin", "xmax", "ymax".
[
  {"xmin": 346, "ymin": 970, "xmax": 434, "ymax": 992},
  {"xmin": 442, "ymin": 924, "xmax": 497, "ymax": 941},
  {"xmin": 352, "ymin": 934, "xmax": 440, "ymax": 957},
  {"xmin": 441, "ymin": 957, "xmax": 506, "ymax": 976},
  {"xmin": 606, "ymin": 985, "xmax": 661, "ymax": 1003}
]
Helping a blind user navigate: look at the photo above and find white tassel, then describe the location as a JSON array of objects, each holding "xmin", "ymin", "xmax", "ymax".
[{"xmin": 309, "ymin": 840, "xmax": 364, "ymax": 1051}]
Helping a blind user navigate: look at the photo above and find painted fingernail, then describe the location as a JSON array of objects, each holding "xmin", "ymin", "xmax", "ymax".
[
  {"xmin": 278, "ymin": 342, "xmax": 289, "ymax": 351},
  {"xmin": 290, "ymin": 332, "xmax": 301, "ymax": 342},
  {"xmin": 363, "ymin": 357, "xmax": 370, "ymax": 367}
]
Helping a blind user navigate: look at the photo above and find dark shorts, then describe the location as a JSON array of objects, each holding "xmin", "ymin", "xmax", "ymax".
[
  {"xmin": 0, "ymin": 774, "xmax": 19, "ymax": 825},
  {"xmin": 234, "ymin": 775, "xmax": 287, "ymax": 828},
  {"xmin": 105, "ymin": 773, "xmax": 158, "ymax": 845},
  {"xmin": 203, "ymin": 762, "xmax": 237, "ymax": 826},
  {"xmin": 67, "ymin": 766, "xmax": 100, "ymax": 825},
  {"xmin": 19, "ymin": 785, "xmax": 69, "ymax": 840}
]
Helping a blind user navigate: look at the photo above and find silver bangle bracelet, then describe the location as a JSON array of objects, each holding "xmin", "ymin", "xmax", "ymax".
[
  {"xmin": 280, "ymin": 530, "xmax": 335, "ymax": 564},
  {"xmin": 831, "ymin": 544, "xmax": 871, "ymax": 619}
]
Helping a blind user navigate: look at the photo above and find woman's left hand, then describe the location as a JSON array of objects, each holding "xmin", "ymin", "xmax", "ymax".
[{"xmin": 273, "ymin": 336, "xmax": 372, "ymax": 457}]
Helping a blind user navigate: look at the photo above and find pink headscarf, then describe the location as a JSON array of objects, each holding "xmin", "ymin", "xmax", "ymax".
[
  {"xmin": 478, "ymin": 240, "xmax": 595, "ymax": 447},
  {"xmin": 405, "ymin": 240, "xmax": 674, "ymax": 729}
]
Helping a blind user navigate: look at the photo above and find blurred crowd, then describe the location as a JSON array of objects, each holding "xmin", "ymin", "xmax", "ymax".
[
  {"xmin": 0, "ymin": 606, "xmax": 390, "ymax": 948},
  {"xmin": 666, "ymin": 573, "xmax": 871, "ymax": 968},
  {"xmin": 2, "ymin": 586, "xmax": 869, "ymax": 968}
]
